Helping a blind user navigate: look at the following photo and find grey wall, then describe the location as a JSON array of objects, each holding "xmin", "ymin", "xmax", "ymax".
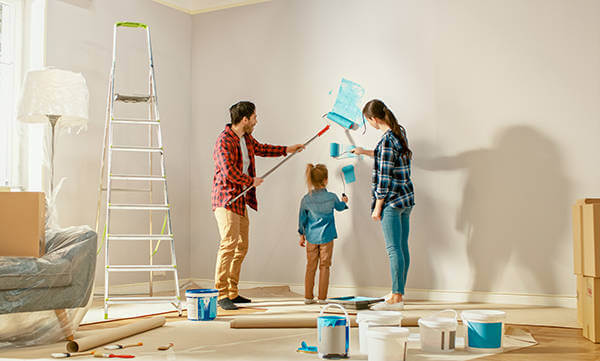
[
  {"xmin": 46, "ymin": 0, "xmax": 192, "ymax": 286},
  {"xmin": 190, "ymin": 0, "xmax": 600, "ymax": 296}
]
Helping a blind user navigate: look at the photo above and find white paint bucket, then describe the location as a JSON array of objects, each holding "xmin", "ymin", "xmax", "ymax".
[
  {"xmin": 367, "ymin": 327, "xmax": 409, "ymax": 361},
  {"xmin": 317, "ymin": 304, "xmax": 350, "ymax": 359},
  {"xmin": 417, "ymin": 309, "xmax": 458, "ymax": 353},
  {"xmin": 461, "ymin": 310, "xmax": 506, "ymax": 353},
  {"xmin": 357, "ymin": 311, "xmax": 403, "ymax": 355},
  {"xmin": 186, "ymin": 289, "xmax": 218, "ymax": 321}
]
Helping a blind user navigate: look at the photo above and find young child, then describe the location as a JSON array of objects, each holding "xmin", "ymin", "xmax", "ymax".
[{"xmin": 298, "ymin": 163, "xmax": 348, "ymax": 304}]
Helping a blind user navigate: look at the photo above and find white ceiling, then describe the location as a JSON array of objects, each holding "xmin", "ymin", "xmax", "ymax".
[{"xmin": 152, "ymin": 0, "xmax": 274, "ymax": 14}]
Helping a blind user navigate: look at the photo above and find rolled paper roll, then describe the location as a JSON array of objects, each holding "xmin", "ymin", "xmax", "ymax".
[
  {"xmin": 330, "ymin": 143, "xmax": 340, "ymax": 157},
  {"xmin": 342, "ymin": 165, "xmax": 356, "ymax": 184},
  {"xmin": 67, "ymin": 317, "xmax": 165, "ymax": 352}
]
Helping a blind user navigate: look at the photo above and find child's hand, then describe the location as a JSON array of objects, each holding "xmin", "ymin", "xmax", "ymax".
[
  {"xmin": 299, "ymin": 235, "xmax": 306, "ymax": 247},
  {"xmin": 342, "ymin": 195, "xmax": 348, "ymax": 203}
]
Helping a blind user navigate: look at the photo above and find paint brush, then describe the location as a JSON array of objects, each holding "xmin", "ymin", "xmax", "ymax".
[
  {"xmin": 51, "ymin": 351, "xmax": 95, "ymax": 358},
  {"xmin": 104, "ymin": 342, "xmax": 143, "ymax": 350},
  {"xmin": 157, "ymin": 342, "xmax": 174, "ymax": 351},
  {"xmin": 93, "ymin": 353, "xmax": 135, "ymax": 358}
]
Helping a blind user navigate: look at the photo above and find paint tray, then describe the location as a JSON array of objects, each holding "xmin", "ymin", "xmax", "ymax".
[{"xmin": 326, "ymin": 296, "xmax": 384, "ymax": 310}]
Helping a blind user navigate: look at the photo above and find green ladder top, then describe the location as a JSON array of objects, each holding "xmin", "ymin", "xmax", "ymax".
[{"xmin": 116, "ymin": 21, "xmax": 147, "ymax": 28}]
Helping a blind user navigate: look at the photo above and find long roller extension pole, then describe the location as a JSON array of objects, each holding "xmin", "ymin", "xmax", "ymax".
[{"xmin": 227, "ymin": 124, "xmax": 330, "ymax": 206}]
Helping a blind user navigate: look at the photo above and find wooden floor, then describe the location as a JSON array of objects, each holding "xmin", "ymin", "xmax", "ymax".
[{"xmin": 481, "ymin": 325, "xmax": 600, "ymax": 361}]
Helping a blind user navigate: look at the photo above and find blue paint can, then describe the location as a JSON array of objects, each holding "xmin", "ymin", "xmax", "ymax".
[
  {"xmin": 461, "ymin": 310, "xmax": 506, "ymax": 353},
  {"xmin": 186, "ymin": 289, "xmax": 218, "ymax": 321},
  {"xmin": 318, "ymin": 304, "xmax": 350, "ymax": 359}
]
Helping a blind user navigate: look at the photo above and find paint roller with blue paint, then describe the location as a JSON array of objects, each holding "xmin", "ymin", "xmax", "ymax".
[
  {"xmin": 339, "ymin": 164, "xmax": 356, "ymax": 198},
  {"xmin": 329, "ymin": 143, "xmax": 358, "ymax": 159},
  {"xmin": 325, "ymin": 78, "xmax": 366, "ymax": 131}
]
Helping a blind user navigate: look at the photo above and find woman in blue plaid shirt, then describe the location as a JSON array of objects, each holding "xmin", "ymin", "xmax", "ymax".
[{"xmin": 353, "ymin": 99, "xmax": 415, "ymax": 310}]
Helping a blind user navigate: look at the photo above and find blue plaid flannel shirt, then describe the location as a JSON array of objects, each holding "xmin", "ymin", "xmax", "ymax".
[{"xmin": 372, "ymin": 129, "xmax": 415, "ymax": 211}]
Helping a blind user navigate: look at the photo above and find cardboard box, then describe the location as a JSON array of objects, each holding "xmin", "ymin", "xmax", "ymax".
[
  {"xmin": 0, "ymin": 192, "xmax": 45, "ymax": 257},
  {"xmin": 582, "ymin": 276, "xmax": 600, "ymax": 343},
  {"xmin": 574, "ymin": 199, "xmax": 600, "ymax": 275},
  {"xmin": 582, "ymin": 204, "xmax": 600, "ymax": 277},
  {"xmin": 577, "ymin": 274, "xmax": 585, "ymax": 326}
]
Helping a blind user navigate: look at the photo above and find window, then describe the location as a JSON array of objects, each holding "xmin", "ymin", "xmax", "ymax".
[
  {"xmin": 0, "ymin": 0, "xmax": 22, "ymax": 187},
  {"xmin": 0, "ymin": 0, "xmax": 45, "ymax": 191}
]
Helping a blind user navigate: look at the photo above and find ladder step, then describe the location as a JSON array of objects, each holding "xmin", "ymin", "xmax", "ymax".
[
  {"xmin": 110, "ymin": 174, "xmax": 166, "ymax": 181},
  {"xmin": 107, "ymin": 265, "xmax": 176, "ymax": 271},
  {"xmin": 107, "ymin": 296, "xmax": 179, "ymax": 304},
  {"xmin": 114, "ymin": 94, "xmax": 152, "ymax": 103},
  {"xmin": 108, "ymin": 234, "xmax": 173, "ymax": 241},
  {"xmin": 102, "ymin": 187, "xmax": 151, "ymax": 192},
  {"xmin": 112, "ymin": 118, "xmax": 160, "ymax": 125},
  {"xmin": 111, "ymin": 145, "xmax": 163, "ymax": 153},
  {"xmin": 109, "ymin": 203, "xmax": 169, "ymax": 210}
]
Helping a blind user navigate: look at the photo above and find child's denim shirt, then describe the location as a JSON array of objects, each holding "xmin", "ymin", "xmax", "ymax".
[{"xmin": 298, "ymin": 188, "xmax": 348, "ymax": 244}]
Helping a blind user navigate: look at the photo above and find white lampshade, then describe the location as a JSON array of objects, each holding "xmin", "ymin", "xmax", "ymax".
[{"xmin": 17, "ymin": 68, "xmax": 89, "ymax": 130}]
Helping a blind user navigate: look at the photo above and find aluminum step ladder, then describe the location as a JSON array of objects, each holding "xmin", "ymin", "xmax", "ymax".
[{"xmin": 95, "ymin": 22, "xmax": 181, "ymax": 319}]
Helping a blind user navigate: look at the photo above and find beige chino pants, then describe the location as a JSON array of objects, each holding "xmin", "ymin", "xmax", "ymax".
[{"xmin": 214, "ymin": 207, "xmax": 249, "ymax": 300}]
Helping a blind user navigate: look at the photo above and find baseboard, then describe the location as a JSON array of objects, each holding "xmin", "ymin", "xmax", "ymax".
[{"xmin": 95, "ymin": 278, "xmax": 576, "ymax": 308}]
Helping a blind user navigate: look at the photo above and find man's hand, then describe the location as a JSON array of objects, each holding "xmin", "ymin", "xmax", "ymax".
[
  {"xmin": 253, "ymin": 177, "xmax": 264, "ymax": 187},
  {"xmin": 287, "ymin": 144, "xmax": 305, "ymax": 154},
  {"xmin": 299, "ymin": 235, "xmax": 306, "ymax": 247}
]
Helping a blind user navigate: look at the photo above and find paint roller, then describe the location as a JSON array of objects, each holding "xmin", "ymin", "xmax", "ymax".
[
  {"xmin": 330, "ymin": 143, "xmax": 357, "ymax": 159},
  {"xmin": 340, "ymin": 164, "xmax": 356, "ymax": 198},
  {"xmin": 227, "ymin": 125, "xmax": 331, "ymax": 206}
]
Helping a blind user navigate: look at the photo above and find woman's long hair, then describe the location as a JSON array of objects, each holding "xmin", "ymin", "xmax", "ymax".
[{"xmin": 363, "ymin": 99, "xmax": 412, "ymax": 160}]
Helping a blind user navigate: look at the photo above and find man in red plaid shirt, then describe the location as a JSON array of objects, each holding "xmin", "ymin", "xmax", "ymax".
[{"xmin": 212, "ymin": 101, "xmax": 304, "ymax": 310}]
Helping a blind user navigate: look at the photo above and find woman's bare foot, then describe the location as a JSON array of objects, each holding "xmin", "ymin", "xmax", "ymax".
[{"xmin": 387, "ymin": 293, "xmax": 403, "ymax": 304}]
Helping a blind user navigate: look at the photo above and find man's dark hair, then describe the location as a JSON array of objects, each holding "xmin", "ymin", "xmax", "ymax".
[{"xmin": 229, "ymin": 101, "xmax": 255, "ymax": 125}]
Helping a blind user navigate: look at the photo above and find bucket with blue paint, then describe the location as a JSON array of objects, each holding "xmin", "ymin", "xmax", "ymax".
[
  {"xmin": 461, "ymin": 310, "xmax": 506, "ymax": 353},
  {"xmin": 186, "ymin": 289, "xmax": 218, "ymax": 321},
  {"xmin": 318, "ymin": 304, "xmax": 350, "ymax": 359}
]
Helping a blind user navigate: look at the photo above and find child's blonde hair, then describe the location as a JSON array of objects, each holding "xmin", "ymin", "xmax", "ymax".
[{"xmin": 306, "ymin": 163, "xmax": 328, "ymax": 193}]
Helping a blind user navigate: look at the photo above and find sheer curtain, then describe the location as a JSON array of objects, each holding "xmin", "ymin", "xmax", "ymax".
[{"xmin": 1, "ymin": 0, "xmax": 46, "ymax": 192}]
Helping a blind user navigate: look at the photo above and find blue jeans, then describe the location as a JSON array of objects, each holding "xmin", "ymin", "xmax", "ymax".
[{"xmin": 381, "ymin": 206, "xmax": 413, "ymax": 294}]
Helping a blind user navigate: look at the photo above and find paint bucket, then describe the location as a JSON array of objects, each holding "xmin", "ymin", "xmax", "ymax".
[
  {"xmin": 367, "ymin": 327, "xmax": 409, "ymax": 361},
  {"xmin": 418, "ymin": 309, "xmax": 458, "ymax": 353},
  {"xmin": 357, "ymin": 311, "xmax": 403, "ymax": 355},
  {"xmin": 461, "ymin": 310, "xmax": 506, "ymax": 353},
  {"xmin": 318, "ymin": 304, "xmax": 350, "ymax": 359},
  {"xmin": 186, "ymin": 289, "xmax": 218, "ymax": 321},
  {"xmin": 330, "ymin": 143, "xmax": 341, "ymax": 157}
]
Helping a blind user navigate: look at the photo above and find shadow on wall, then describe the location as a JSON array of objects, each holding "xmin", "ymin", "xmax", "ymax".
[{"xmin": 418, "ymin": 125, "xmax": 569, "ymax": 296}]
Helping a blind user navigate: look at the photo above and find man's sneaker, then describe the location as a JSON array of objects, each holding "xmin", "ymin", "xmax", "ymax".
[
  {"xmin": 218, "ymin": 298, "xmax": 238, "ymax": 310},
  {"xmin": 231, "ymin": 295, "xmax": 252, "ymax": 304},
  {"xmin": 317, "ymin": 299, "xmax": 327, "ymax": 305},
  {"xmin": 304, "ymin": 298, "xmax": 315, "ymax": 304}
]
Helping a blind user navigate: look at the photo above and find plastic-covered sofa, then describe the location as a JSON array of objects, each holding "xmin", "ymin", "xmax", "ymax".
[{"xmin": 0, "ymin": 226, "xmax": 97, "ymax": 348}]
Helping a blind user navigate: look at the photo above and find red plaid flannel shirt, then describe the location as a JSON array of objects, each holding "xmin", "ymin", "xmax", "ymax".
[{"xmin": 212, "ymin": 124, "xmax": 287, "ymax": 215}]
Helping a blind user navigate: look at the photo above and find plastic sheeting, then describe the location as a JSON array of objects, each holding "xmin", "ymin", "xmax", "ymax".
[{"xmin": 0, "ymin": 225, "xmax": 97, "ymax": 348}]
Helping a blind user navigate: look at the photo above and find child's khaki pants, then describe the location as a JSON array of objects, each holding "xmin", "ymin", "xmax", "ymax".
[{"xmin": 305, "ymin": 241, "xmax": 334, "ymax": 300}]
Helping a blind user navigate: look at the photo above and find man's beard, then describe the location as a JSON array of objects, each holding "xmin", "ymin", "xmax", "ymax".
[{"xmin": 244, "ymin": 124, "xmax": 254, "ymax": 134}]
